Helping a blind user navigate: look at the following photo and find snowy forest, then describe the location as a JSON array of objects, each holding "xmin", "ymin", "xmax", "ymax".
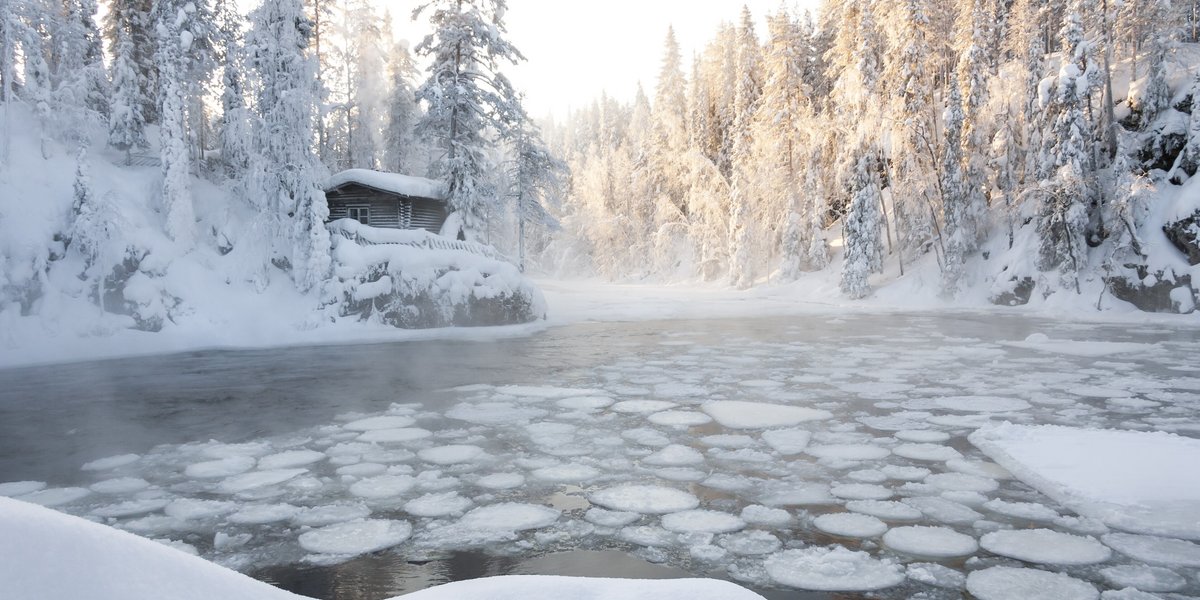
[
  {"xmin": 2, "ymin": 0, "xmax": 1200, "ymax": 345},
  {"xmin": 546, "ymin": 0, "xmax": 1200, "ymax": 310}
]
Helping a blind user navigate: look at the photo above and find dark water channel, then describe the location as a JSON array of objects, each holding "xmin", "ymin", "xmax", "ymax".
[{"xmin": 1, "ymin": 312, "xmax": 1195, "ymax": 600}]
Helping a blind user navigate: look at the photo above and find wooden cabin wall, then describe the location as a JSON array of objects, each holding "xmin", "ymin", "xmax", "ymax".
[{"xmin": 326, "ymin": 184, "xmax": 448, "ymax": 233}]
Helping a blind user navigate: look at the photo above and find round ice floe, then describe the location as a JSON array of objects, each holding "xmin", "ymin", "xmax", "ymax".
[
  {"xmin": 88, "ymin": 477, "xmax": 150, "ymax": 495},
  {"xmin": 612, "ymin": 400, "xmax": 678, "ymax": 414},
  {"xmin": 703, "ymin": 473, "xmax": 754, "ymax": 492},
  {"xmin": 831, "ymin": 484, "xmax": 893, "ymax": 501},
  {"xmin": 648, "ymin": 411, "xmax": 713, "ymax": 427},
  {"xmin": 845, "ymin": 500, "xmax": 924, "ymax": 522},
  {"xmin": 892, "ymin": 443, "xmax": 962, "ymax": 461},
  {"xmin": 343, "ymin": 415, "xmax": 417, "ymax": 431},
  {"xmin": 1099, "ymin": 565, "xmax": 1187, "ymax": 592},
  {"xmin": 0, "ymin": 481, "xmax": 46, "ymax": 497},
  {"xmin": 806, "ymin": 444, "xmax": 891, "ymax": 461},
  {"xmin": 760, "ymin": 483, "xmax": 837, "ymax": 507},
  {"xmin": 292, "ymin": 504, "xmax": 371, "ymax": 527},
  {"xmin": 934, "ymin": 396, "xmax": 1032, "ymax": 412},
  {"xmin": 531, "ymin": 464, "xmax": 601, "ymax": 483},
  {"xmin": 81, "ymin": 454, "xmax": 140, "ymax": 471},
  {"xmin": 457, "ymin": 503, "xmax": 560, "ymax": 531},
  {"xmin": 1101, "ymin": 532, "xmax": 1200, "ymax": 568},
  {"xmin": 555, "ymin": 396, "xmax": 613, "ymax": 410},
  {"xmin": 980, "ymin": 529, "xmax": 1112, "ymax": 565},
  {"xmin": 358, "ymin": 428, "xmax": 433, "ymax": 444},
  {"xmin": 926, "ymin": 473, "xmax": 999, "ymax": 493},
  {"xmin": 185, "ymin": 456, "xmax": 256, "ymax": 478},
  {"xmin": 202, "ymin": 442, "xmax": 271, "ymax": 459},
  {"xmin": 16, "ymin": 487, "xmax": 91, "ymax": 507},
  {"xmin": 258, "ymin": 450, "xmax": 325, "ymax": 470},
  {"xmin": 882, "ymin": 525, "xmax": 978, "ymax": 558},
  {"xmin": 418, "ymin": 445, "xmax": 485, "ymax": 465},
  {"xmin": 164, "ymin": 499, "xmax": 237, "ymax": 520},
  {"xmin": 813, "ymin": 513, "xmax": 887, "ymax": 538},
  {"xmin": 217, "ymin": 469, "xmax": 307, "ymax": 494},
  {"xmin": 720, "ymin": 530, "xmax": 782, "ymax": 555},
  {"xmin": 621, "ymin": 428, "xmax": 671, "ymax": 447},
  {"xmin": 895, "ymin": 430, "xmax": 951, "ymax": 443},
  {"xmin": 906, "ymin": 562, "xmax": 967, "ymax": 589},
  {"xmin": 702, "ymin": 401, "xmax": 832, "ymax": 429},
  {"xmin": 589, "ymin": 485, "xmax": 699, "ymax": 514},
  {"xmin": 654, "ymin": 468, "xmax": 707, "ymax": 482},
  {"xmin": 661, "ymin": 509, "xmax": 745, "ymax": 534},
  {"xmin": 966, "ymin": 566, "xmax": 1099, "ymax": 600},
  {"xmin": 764, "ymin": 546, "xmax": 906, "ymax": 591},
  {"xmin": 475, "ymin": 472, "xmax": 524, "ymax": 490},
  {"xmin": 741, "ymin": 505, "xmax": 792, "ymax": 526},
  {"xmin": 227, "ymin": 503, "xmax": 299, "ymax": 524},
  {"xmin": 847, "ymin": 470, "xmax": 888, "ymax": 483},
  {"xmin": 982, "ymin": 499, "xmax": 1059, "ymax": 522},
  {"xmin": 298, "ymin": 519, "xmax": 412, "ymax": 555},
  {"xmin": 445, "ymin": 402, "xmax": 548, "ymax": 426},
  {"xmin": 404, "ymin": 492, "xmax": 473, "ymax": 517},
  {"xmin": 349, "ymin": 475, "xmax": 416, "ymax": 499},
  {"xmin": 643, "ymin": 444, "xmax": 704, "ymax": 467},
  {"xmin": 902, "ymin": 497, "xmax": 983, "ymax": 525},
  {"xmin": 619, "ymin": 525, "xmax": 676, "ymax": 547},
  {"xmin": 585, "ymin": 507, "xmax": 641, "ymax": 527},
  {"xmin": 761, "ymin": 428, "xmax": 813, "ymax": 455},
  {"xmin": 881, "ymin": 465, "xmax": 930, "ymax": 481},
  {"xmin": 361, "ymin": 449, "xmax": 415, "ymax": 464}
]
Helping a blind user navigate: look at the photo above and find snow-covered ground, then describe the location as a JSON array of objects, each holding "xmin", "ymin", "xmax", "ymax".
[{"xmin": 3, "ymin": 314, "xmax": 1199, "ymax": 598}]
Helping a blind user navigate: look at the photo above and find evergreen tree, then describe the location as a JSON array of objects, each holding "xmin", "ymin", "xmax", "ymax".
[
  {"xmin": 383, "ymin": 39, "xmax": 420, "ymax": 173},
  {"xmin": 104, "ymin": 0, "xmax": 158, "ymax": 124},
  {"xmin": 508, "ymin": 117, "xmax": 566, "ymax": 272},
  {"xmin": 215, "ymin": 0, "xmax": 251, "ymax": 183},
  {"xmin": 155, "ymin": 0, "xmax": 195, "ymax": 244},
  {"xmin": 957, "ymin": 0, "xmax": 992, "ymax": 249},
  {"xmin": 107, "ymin": 9, "xmax": 147, "ymax": 164},
  {"xmin": 727, "ymin": 8, "xmax": 762, "ymax": 288},
  {"xmin": 413, "ymin": 0, "xmax": 525, "ymax": 241},
  {"xmin": 941, "ymin": 79, "xmax": 968, "ymax": 295},
  {"xmin": 245, "ymin": 0, "xmax": 331, "ymax": 292},
  {"xmin": 841, "ymin": 148, "xmax": 883, "ymax": 299}
]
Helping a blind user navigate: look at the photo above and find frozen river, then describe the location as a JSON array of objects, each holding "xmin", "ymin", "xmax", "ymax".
[{"xmin": 1, "ymin": 312, "xmax": 1199, "ymax": 599}]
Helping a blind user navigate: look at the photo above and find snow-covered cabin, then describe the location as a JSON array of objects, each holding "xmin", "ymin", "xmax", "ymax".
[{"xmin": 323, "ymin": 169, "xmax": 450, "ymax": 232}]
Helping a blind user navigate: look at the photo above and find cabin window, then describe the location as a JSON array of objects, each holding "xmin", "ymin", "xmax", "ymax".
[{"xmin": 348, "ymin": 206, "xmax": 370, "ymax": 225}]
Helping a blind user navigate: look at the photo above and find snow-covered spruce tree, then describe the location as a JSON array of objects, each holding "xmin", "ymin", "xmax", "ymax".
[
  {"xmin": 155, "ymin": 1, "xmax": 196, "ymax": 245},
  {"xmin": 727, "ymin": 7, "xmax": 762, "ymax": 289},
  {"xmin": 956, "ymin": 0, "xmax": 992, "ymax": 250},
  {"xmin": 215, "ymin": 0, "xmax": 251, "ymax": 184},
  {"xmin": 55, "ymin": 0, "xmax": 109, "ymax": 129},
  {"xmin": 69, "ymin": 146, "xmax": 119, "ymax": 306},
  {"xmin": 1181, "ymin": 70, "xmax": 1200, "ymax": 176},
  {"xmin": 1037, "ymin": 1, "xmax": 1095, "ymax": 292},
  {"xmin": 107, "ymin": 6, "xmax": 147, "ymax": 165},
  {"xmin": 413, "ymin": 0, "xmax": 524, "ymax": 241},
  {"xmin": 800, "ymin": 142, "xmax": 830, "ymax": 271},
  {"xmin": 245, "ymin": 0, "xmax": 331, "ymax": 292},
  {"xmin": 941, "ymin": 78, "xmax": 969, "ymax": 296},
  {"xmin": 104, "ymin": 0, "xmax": 158, "ymax": 124},
  {"xmin": 383, "ymin": 39, "xmax": 421, "ymax": 174},
  {"xmin": 1007, "ymin": 0, "xmax": 1046, "ymax": 186},
  {"xmin": 507, "ymin": 115, "xmax": 566, "ymax": 272},
  {"xmin": 649, "ymin": 26, "xmax": 691, "ymax": 259},
  {"xmin": 841, "ymin": 147, "xmax": 884, "ymax": 300},
  {"xmin": 346, "ymin": 0, "xmax": 387, "ymax": 170}
]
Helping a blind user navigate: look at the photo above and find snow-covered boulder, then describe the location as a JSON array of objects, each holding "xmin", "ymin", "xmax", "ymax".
[{"xmin": 327, "ymin": 219, "xmax": 545, "ymax": 328}]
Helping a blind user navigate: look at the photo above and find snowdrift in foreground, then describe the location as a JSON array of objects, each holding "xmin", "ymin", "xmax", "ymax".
[
  {"xmin": 969, "ymin": 423, "xmax": 1200, "ymax": 540},
  {"xmin": 0, "ymin": 497, "xmax": 764, "ymax": 600}
]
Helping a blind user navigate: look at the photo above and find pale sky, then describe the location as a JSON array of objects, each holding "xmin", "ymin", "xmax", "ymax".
[{"xmin": 388, "ymin": 0, "xmax": 823, "ymax": 119}]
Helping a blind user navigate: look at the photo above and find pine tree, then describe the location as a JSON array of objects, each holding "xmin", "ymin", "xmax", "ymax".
[
  {"xmin": 508, "ymin": 117, "xmax": 566, "ymax": 272},
  {"xmin": 107, "ymin": 8, "xmax": 147, "ymax": 164},
  {"xmin": 841, "ymin": 148, "xmax": 883, "ymax": 299},
  {"xmin": 245, "ymin": 0, "xmax": 331, "ymax": 292},
  {"xmin": 413, "ymin": 0, "xmax": 525, "ymax": 241},
  {"xmin": 156, "ymin": 1, "xmax": 195, "ymax": 244},
  {"xmin": 941, "ymin": 79, "xmax": 968, "ymax": 295},
  {"xmin": 957, "ymin": 0, "xmax": 992, "ymax": 250},
  {"xmin": 215, "ymin": 0, "xmax": 251, "ymax": 183},
  {"xmin": 727, "ymin": 8, "xmax": 762, "ymax": 288},
  {"xmin": 383, "ymin": 39, "xmax": 420, "ymax": 173},
  {"xmin": 104, "ymin": 0, "xmax": 158, "ymax": 124},
  {"xmin": 56, "ymin": 0, "xmax": 109, "ymax": 123}
]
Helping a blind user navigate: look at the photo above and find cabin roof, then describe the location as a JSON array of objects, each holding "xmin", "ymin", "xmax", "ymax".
[{"xmin": 324, "ymin": 169, "xmax": 448, "ymax": 201}]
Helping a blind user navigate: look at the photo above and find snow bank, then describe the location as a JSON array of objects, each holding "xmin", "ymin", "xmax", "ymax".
[
  {"xmin": 970, "ymin": 423, "xmax": 1200, "ymax": 539},
  {"xmin": 0, "ymin": 497, "xmax": 765, "ymax": 600}
]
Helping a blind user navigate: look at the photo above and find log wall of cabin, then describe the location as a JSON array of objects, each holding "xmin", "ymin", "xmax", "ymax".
[{"xmin": 326, "ymin": 185, "xmax": 448, "ymax": 233}]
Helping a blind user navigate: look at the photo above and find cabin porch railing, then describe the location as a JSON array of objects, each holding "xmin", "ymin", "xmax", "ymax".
[{"xmin": 328, "ymin": 218, "xmax": 507, "ymax": 262}]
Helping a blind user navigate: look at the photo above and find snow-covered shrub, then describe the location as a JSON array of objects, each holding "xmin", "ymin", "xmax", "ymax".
[{"xmin": 326, "ymin": 220, "xmax": 545, "ymax": 328}]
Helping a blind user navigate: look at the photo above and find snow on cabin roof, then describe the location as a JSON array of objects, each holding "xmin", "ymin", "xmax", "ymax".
[{"xmin": 324, "ymin": 169, "xmax": 448, "ymax": 201}]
